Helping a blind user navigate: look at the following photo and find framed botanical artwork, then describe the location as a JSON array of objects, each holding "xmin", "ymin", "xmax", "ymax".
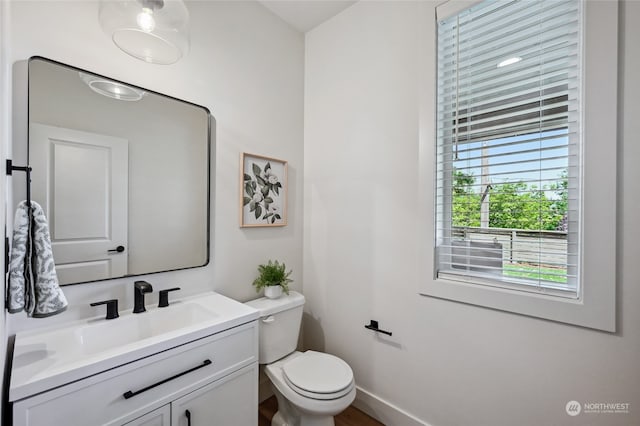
[{"xmin": 240, "ymin": 153, "xmax": 287, "ymax": 227}]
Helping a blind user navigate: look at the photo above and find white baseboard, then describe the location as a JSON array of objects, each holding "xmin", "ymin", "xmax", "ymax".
[{"xmin": 353, "ymin": 386, "xmax": 432, "ymax": 426}]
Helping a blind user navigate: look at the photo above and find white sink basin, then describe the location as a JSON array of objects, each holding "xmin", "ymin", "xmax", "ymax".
[
  {"xmin": 76, "ymin": 303, "xmax": 218, "ymax": 355},
  {"xmin": 10, "ymin": 292, "xmax": 258, "ymax": 401}
]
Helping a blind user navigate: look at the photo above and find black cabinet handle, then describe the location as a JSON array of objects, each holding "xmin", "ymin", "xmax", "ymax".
[
  {"xmin": 185, "ymin": 409, "xmax": 191, "ymax": 426},
  {"xmin": 108, "ymin": 245, "xmax": 125, "ymax": 253},
  {"xmin": 122, "ymin": 359, "xmax": 212, "ymax": 400}
]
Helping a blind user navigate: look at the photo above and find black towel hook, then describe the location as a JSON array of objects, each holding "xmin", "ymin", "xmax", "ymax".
[{"xmin": 6, "ymin": 159, "xmax": 32, "ymax": 208}]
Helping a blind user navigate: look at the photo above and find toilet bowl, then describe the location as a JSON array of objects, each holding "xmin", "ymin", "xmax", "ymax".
[{"xmin": 246, "ymin": 292, "xmax": 355, "ymax": 426}]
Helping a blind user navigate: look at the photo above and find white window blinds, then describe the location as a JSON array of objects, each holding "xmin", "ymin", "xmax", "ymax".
[{"xmin": 435, "ymin": 0, "xmax": 581, "ymax": 296}]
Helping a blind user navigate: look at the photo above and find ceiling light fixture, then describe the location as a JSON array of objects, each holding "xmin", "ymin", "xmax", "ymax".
[
  {"xmin": 136, "ymin": 7, "xmax": 156, "ymax": 32},
  {"xmin": 79, "ymin": 72, "xmax": 146, "ymax": 101},
  {"xmin": 497, "ymin": 56, "xmax": 522, "ymax": 68},
  {"xmin": 99, "ymin": 0, "xmax": 190, "ymax": 65}
]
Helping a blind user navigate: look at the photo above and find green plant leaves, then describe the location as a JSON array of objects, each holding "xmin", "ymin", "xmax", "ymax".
[
  {"xmin": 251, "ymin": 260, "xmax": 293, "ymax": 295},
  {"xmin": 452, "ymin": 171, "xmax": 567, "ymax": 231}
]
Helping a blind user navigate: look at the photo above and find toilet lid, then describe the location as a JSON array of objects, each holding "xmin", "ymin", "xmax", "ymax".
[{"xmin": 282, "ymin": 351, "xmax": 353, "ymax": 395}]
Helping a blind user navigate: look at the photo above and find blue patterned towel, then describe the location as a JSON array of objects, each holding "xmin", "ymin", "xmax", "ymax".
[{"xmin": 8, "ymin": 200, "xmax": 67, "ymax": 317}]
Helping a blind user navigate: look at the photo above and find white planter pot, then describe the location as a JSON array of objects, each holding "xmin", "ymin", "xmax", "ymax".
[{"xmin": 264, "ymin": 286, "xmax": 283, "ymax": 299}]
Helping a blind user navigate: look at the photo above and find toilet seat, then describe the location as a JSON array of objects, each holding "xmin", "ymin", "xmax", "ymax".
[
  {"xmin": 265, "ymin": 351, "xmax": 357, "ymax": 421},
  {"xmin": 282, "ymin": 351, "xmax": 354, "ymax": 400}
]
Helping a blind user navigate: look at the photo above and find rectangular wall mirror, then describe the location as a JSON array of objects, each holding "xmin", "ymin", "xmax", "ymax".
[{"xmin": 23, "ymin": 57, "xmax": 211, "ymax": 285}]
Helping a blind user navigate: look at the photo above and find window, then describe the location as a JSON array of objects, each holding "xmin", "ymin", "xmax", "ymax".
[
  {"xmin": 420, "ymin": 0, "xmax": 618, "ymax": 331},
  {"xmin": 435, "ymin": 0, "xmax": 580, "ymax": 297}
]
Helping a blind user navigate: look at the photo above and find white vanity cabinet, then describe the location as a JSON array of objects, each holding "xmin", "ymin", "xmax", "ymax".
[
  {"xmin": 123, "ymin": 364, "xmax": 258, "ymax": 426},
  {"xmin": 171, "ymin": 364, "xmax": 257, "ymax": 426},
  {"xmin": 124, "ymin": 406, "xmax": 171, "ymax": 426},
  {"xmin": 11, "ymin": 321, "xmax": 258, "ymax": 426}
]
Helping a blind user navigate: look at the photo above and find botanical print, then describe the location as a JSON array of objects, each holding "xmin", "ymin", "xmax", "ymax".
[{"xmin": 241, "ymin": 153, "xmax": 287, "ymax": 227}]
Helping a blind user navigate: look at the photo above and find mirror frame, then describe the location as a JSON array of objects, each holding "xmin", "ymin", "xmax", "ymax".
[{"xmin": 26, "ymin": 56, "xmax": 212, "ymax": 285}]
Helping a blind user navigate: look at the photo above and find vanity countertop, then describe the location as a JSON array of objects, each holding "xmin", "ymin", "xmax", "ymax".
[{"xmin": 9, "ymin": 291, "xmax": 258, "ymax": 401}]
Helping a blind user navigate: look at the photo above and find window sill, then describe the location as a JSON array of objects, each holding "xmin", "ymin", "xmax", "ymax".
[{"xmin": 420, "ymin": 276, "xmax": 614, "ymax": 332}]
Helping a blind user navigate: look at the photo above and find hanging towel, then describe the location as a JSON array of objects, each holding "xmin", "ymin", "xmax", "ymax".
[{"xmin": 8, "ymin": 200, "xmax": 68, "ymax": 317}]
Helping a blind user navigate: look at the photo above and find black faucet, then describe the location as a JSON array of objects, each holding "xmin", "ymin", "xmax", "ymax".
[{"xmin": 133, "ymin": 280, "xmax": 153, "ymax": 313}]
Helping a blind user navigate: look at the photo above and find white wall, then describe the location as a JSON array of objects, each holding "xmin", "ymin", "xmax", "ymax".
[
  {"xmin": 304, "ymin": 1, "xmax": 640, "ymax": 425},
  {"xmin": 3, "ymin": 0, "xmax": 304, "ymax": 334}
]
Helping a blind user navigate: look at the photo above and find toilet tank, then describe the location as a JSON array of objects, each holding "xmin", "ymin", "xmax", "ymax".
[{"xmin": 245, "ymin": 291, "xmax": 305, "ymax": 364}]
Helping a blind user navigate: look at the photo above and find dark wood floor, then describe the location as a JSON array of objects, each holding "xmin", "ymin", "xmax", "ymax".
[{"xmin": 259, "ymin": 396, "xmax": 384, "ymax": 426}]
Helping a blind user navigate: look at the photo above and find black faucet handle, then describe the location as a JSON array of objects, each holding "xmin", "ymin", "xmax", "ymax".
[
  {"xmin": 158, "ymin": 287, "xmax": 181, "ymax": 308},
  {"xmin": 134, "ymin": 280, "xmax": 153, "ymax": 293},
  {"xmin": 90, "ymin": 299, "xmax": 119, "ymax": 320}
]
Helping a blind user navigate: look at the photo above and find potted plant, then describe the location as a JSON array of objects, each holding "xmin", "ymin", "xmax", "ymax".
[{"xmin": 252, "ymin": 260, "xmax": 292, "ymax": 299}]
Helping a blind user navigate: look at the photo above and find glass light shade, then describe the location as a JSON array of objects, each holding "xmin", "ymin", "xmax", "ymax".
[{"xmin": 99, "ymin": 0, "xmax": 190, "ymax": 65}]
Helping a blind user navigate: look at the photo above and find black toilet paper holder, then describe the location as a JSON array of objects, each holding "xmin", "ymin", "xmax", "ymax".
[{"xmin": 364, "ymin": 320, "xmax": 392, "ymax": 336}]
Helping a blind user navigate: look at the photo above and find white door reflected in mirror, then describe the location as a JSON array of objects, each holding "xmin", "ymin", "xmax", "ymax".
[{"xmin": 30, "ymin": 123, "xmax": 129, "ymax": 285}]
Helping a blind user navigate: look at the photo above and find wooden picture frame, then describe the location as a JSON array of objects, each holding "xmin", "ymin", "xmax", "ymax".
[{"xmin": 240, "ymin": 153, "xmax": 288, "ymax": 227}]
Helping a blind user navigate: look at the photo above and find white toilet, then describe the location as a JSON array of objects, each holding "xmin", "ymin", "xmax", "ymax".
[{"xmin": 246, "ymin": 291, "xmax": 356, "ymax": 426}]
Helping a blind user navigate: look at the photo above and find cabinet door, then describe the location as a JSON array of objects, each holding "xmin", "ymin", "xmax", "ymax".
[
  {"xmin": 123, "ymin": 405, "xmax": 170, "ymax": 426},
  {"xmin": 171, "ymin": 364, "xmax": 257, "ymax": 426}
]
